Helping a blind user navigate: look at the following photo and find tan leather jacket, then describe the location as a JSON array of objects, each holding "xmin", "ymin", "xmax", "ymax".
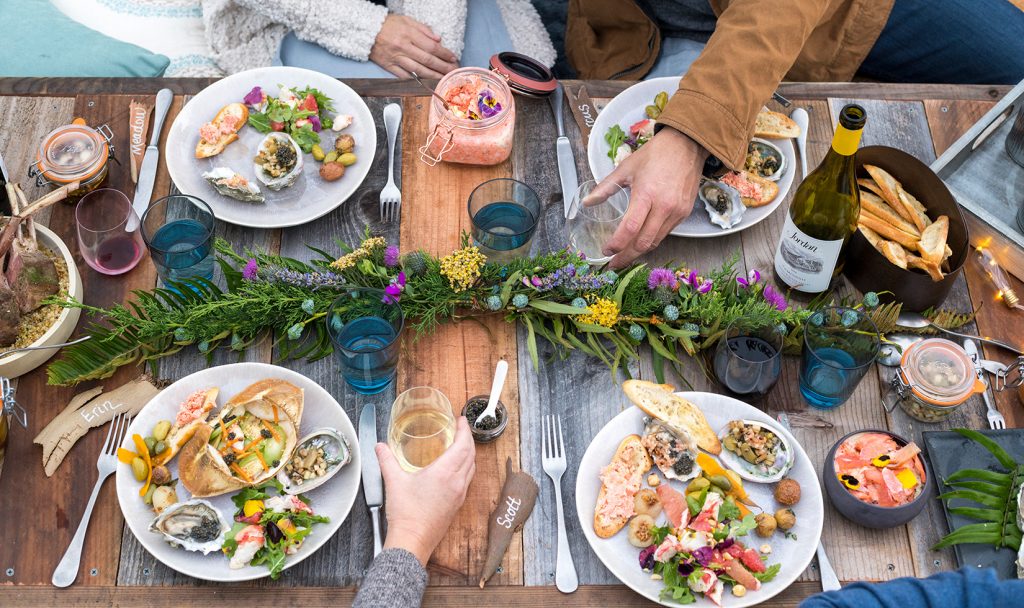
[{"xmin": 566, "ymin": 0, "xmax": 894, "ymax": 169}]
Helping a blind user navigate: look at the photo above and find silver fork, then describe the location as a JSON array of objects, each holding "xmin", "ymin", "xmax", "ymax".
[
  {"xmin": 541, "ymin": 415, "xmax": 578, "ymax": 593},
  {"xmin": 981, "ymin": 382, "xmax": 1006, "ymax": 429},
  {"xmin": 52, "ymin": 411, "xmax": 133, "ymax": 587},
  {"xmin": 379, "ymin": 103, "xmax": 402, "ymax": 223}
]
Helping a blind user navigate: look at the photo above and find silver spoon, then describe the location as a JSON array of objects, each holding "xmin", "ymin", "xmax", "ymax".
[
  {"xmin": 0, "ymin": 335, "xmax": 92, "ymax": 360},
  {"xmin": 410, "ymin": 72, "xmax": 452, "ymax": 113},
  {"xmin": 896, "ymin": 311, "xmax": 1022, "ymax": 355},
  {"xmin": 876, "ymin": 334, "xmax": 924, "ymax": 367},
  {"xmin": 475, "ymin": 359, "xmax": 508, "ymax": 429},
  {"xmin": 790, "ymin": 107, "xmax": 810, "ymax": 179}
]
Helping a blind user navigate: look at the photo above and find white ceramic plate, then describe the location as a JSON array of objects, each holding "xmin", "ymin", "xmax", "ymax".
[
  {"xmin": 587, "ymin": 78, "xmax": 796, "ymax": 238},
  {"xmin": 115, "ymin": 363, "xmax": 361, "ymax": 582},
  {"xmin": 165, "ymin": 66, "xmax": 376, "ymax": 228},
  {"xmin": 575, "ymin": 392, "xmax": 823, "ymax": 607}
]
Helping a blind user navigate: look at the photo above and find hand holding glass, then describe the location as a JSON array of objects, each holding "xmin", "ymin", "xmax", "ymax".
[
  {"xmin": 387, "ymin": 387, "xmax": 455, "ymax": 472},
  {"xmin": 565, "ymin": 180, "xmax": 628, "ymax": 265}
]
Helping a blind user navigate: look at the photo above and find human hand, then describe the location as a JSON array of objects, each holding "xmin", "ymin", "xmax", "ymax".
[
  {"xmin": 369, "ymin": 15, "xmax": 459, "ymax": 79},
  {"xmin": 585, "ymin": 128, "xmax": 709, "ymax": 268},
  {"xmin": 378, "ymin": 416, "xmax": 476, "ymax": 565}
]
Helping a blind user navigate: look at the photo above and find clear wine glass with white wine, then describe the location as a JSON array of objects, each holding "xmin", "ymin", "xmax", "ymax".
[
  {"xmin": 565, "ymin": 179, "xmax": 629, "ymax": 265},
  {"xmin": 387, "ymin": 386, "xmax": 455, "ymax": 472}
]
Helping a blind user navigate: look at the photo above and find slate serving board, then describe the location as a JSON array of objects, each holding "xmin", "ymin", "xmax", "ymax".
[{"xmin": 923, "ymin": 429, "xmax": 1024, "ymax": 579}]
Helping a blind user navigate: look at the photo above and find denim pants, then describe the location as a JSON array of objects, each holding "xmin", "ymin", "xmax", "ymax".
[
  {"xmin": 646, "ymin": 0, "xmax": 1024, "ymax": 84},
  {"xmin": 277, "ymin": 0, "xmax": 514, "ymax": 77}
]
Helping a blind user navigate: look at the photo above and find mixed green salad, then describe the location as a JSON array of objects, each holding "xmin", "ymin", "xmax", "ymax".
[{"xmin": 243, "ymin": 85, "xmax": 336, "ymax": 153}]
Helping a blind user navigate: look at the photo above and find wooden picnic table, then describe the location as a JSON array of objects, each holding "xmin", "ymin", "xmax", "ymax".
[{"xmin": 0, "ymin": 78, "xmax": 1022, "ymax": 607}]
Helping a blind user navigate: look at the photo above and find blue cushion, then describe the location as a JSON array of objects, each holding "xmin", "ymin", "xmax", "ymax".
[{"xmin": 0, "ymin": 0, "xmax": 170, "ymax": 77}]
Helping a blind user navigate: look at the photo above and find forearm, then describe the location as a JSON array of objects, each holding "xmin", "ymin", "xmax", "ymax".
[
  {"xmin": 352, "ymin": 548, "xmax": 429, "ymax": 608},
  {"xmin": 656, "ymin": 0, "xmax": 831, "ymax": 169},
  {"xmin": 230, "ymin": 0, "xmax": 388, "ymax": 61}
]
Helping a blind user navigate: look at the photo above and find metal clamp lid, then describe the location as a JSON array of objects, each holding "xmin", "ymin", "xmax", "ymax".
[
  {"xmin": 1, "ymin": 377, "xmax": 27, "ymax": 429},
  {"xmin": 992, "ymin": 356, "xmax": 1024, "ymax": 392},
  {"xmin": 29, "ymin": 123, "xmax": 115, "ymax": 188},
  {"xmin": 418, "ymin": 117, "xmax": 456, "ymax": 166}
]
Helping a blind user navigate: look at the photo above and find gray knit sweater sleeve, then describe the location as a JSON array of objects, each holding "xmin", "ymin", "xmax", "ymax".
[{"xmin": 352, "ymin": 548, "xmax": 428, "ymax": 608}]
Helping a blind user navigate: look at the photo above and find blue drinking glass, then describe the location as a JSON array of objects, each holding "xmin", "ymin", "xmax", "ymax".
[
  {"xmin": 141, "ymin": 194, "xmax": 215, "ymax": 288},
  {"xmin": 327, "ymin": 288, "xmax": 404, "ymax": 395},
  {"xmin": 468, "ymin": 178, "xmax": 540, "ymax": 263},
  {"xmin": 799, "ymin": 307, "xmax": 881, "ymax": 408}
]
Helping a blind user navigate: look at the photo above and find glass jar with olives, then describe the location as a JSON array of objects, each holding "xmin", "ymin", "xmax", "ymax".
[{"xmin": 890, "ymin": 339, "xmax": 985, "ymax": 422}]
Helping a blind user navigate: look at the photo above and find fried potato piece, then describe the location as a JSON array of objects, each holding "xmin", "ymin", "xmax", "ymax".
[
  {"xmin": 918, "ymin": 215, "xmax": 949, "ymax": 265},
  {"xmin": 858, "ymin": 211, "xmax": 920, "ymax": 250},
  {"xmin": 864, "ymin": 165, "xmax": 917, "ymax": 224},
  {"xmin": 860, "ymin": 191, "xmax": 920, "ymax": 236}
]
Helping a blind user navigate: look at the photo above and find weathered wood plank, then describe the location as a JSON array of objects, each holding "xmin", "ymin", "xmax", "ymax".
[
  {"xmin": 0, "ymin": 96, "xmax": 75, "ymax": 224},
  {"xmin": 395, "ymin": 96, "xmax": 524, "ymax": 587}
]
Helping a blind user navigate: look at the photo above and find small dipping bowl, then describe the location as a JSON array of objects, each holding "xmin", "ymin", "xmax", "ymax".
[
  {"xmin": 823, "ymin": 429, "xmax": 932, "ymax": 528},
  {"xmin": 462, "ymin": 395, "xmax": 508, "ymax": 443}
]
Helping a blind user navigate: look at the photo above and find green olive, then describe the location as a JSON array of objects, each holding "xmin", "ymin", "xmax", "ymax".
[
  {"xmin": 323, "ymin": 150, "xmax": 338, "ymax": 164},
  {"xmin": 311, "ymin": 144, "xmax": 326, "ymax": 161},
  {"xmin": 686, "ymin": 477, "xmax": 710, "ymax": 493},
  {"xmin": 709, "ymin": 474, "xmax": 733, "ymax": 491},
  {"xmin": 707, "ymin": 484, "xmax": 725, "ymax": 495},
  {"xmin": 153, "ymin": 441, "xmax": 166, "ymax": 457},
  {"xmin": 687, "ymin": 491, "xmax": 703, "ymax": 503},
  {"xmin": 143, "ymin": 436, "xmax": 157, "ymax": 455},
  {"xmin": 131, "ymin": 457, "xmax": 149, "ymax": 482},
  {"xmin": 152, "ymin": 420, "xmax": 172, "ymax": 442},
  {"xmin": 655, "ymin": 91, "xmax": 669, "ymax": 110},
  {"xmin": 143, "ymin": 484, "xmax": 156, "ymax": 505},
  {"xmin": 337, "ymin": 152, "xmax": 357, "ymax": 166}
]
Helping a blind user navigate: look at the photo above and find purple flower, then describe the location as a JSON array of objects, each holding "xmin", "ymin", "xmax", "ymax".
[
  {"xmin": 647, "ymin": 268, "xmax": 679, "ymax": 290},
  {"xmin": 309, "ymin": 115, "xmax": 322, "ymax": 132},
  {"xmin": 696, "ymin": 278, "xmax": 713, "ymax": 294},
  {"xmin": 383, "ymin": 272, "xmax": 407, "ymax": 304},
  {"xmin": 242, "ymin": 258, "xmax": 259, "ymax": 280},
  {"xmin": 692, "ymin": 546, "xmax": 714, "ymax": 567},
  {"xmin": 736, "ymin": 269, "xmax": 761, "ymax": 288},
  {"xmin": 531, "ymin": 276, "xmax": 543, "ymax": 287},
  {"xmin": 716, "ymin": 538, "xmax": 735, "ymax": 551},
  {"xmin": 638, "ymin": 545, "xmax": 657, "ymax": 570},
  {"xmin": 476, "ymin": 89, "xmax": 503, "ymax": 119},
  {"xmin": 764, "ymin": 284, "xmax": 788, "ymax": 311},
  {"xmin": 243, "ymin": 86, "xmax": 264, "ymax": 107},
  {"xmin": 677, "ymin": 561, "xmax": 695, "ymax": 577},
  {"xmin": 680, "ymin": 269, "xmax": 698, "ymax": 288},
  {"xmin": 384, "ymin": 245, "xmax": 400, "ymax": 267}
]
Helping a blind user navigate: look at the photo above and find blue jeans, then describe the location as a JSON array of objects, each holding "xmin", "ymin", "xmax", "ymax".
[
  {"xmin": 277, "ymin": 0, "xmax": 514, "ymax": 77},
  {"xmin": 647, "ymin": 0, "xmax": 1024, "ymax": 84},
  {"xmin": 861, "ymin": 0, "xmax": 1024, "ymax": 84}
]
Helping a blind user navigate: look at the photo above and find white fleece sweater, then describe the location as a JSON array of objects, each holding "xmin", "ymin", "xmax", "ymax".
[{"xmin": 201, "ymin": 0, "xmax": 556, "ymax": 75}]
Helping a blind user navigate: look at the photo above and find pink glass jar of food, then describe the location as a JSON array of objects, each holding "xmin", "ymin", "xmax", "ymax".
[{"xmin": 419, "ymin": 67, "xmax": 515, "ymax": 166}]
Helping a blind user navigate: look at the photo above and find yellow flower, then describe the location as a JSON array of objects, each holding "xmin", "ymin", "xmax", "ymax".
[
  {"xmin": 575, "ymin": 296, "xmax": 620, "ymax": 328},
  {"xmin": 330, "ymin": 236, "xmax": 388, "ymax": 270},
  {"xmin": 440, "ymin": 246, "xmax": 487, "ymax": 292}
]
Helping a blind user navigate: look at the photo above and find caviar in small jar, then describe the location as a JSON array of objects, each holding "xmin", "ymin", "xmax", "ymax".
[
  {"xmin": 421, "ymin": 68, "xmax": 515, "ymax": 166},
  {"xmin": 34, "ymin": 123, "xmax": 111, "ymax": 200},
  {"xmin": 893, "ymin": 338, "xmax": 984, "ymax": 422}
]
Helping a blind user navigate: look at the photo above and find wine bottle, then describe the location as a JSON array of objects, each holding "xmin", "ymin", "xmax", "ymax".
[{"xmin": 774, "ymin": 104, "xmax": 866, "ymax": 295}]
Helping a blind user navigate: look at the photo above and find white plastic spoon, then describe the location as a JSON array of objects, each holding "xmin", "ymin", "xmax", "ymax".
[
  {"xmin": 791, "ymin": 107, "xmax": 810, "ymax": 179},
  {"xmin": 475, "ymin": 360, "xmax": 508, "ymax": 429}
]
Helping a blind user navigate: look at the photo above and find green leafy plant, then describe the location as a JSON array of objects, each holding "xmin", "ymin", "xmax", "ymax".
[{"xmin": 933, "ymin": 429, "xmax": 1024, "ymax": 552}]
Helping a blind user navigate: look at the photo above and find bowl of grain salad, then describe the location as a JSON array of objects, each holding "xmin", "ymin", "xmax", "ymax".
[{"xmin": 0, "ymin": 224, "xmax": 82, "ymax": 378}]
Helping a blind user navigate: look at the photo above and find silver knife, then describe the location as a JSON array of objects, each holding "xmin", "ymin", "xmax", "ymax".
[
  {"xmin": 359, "ymin": 403, "xmax": 384, "ymax": 557},
  {"xmin": 127, "ymin": 88, "xmax": 173, "ymax": 232},
  {"xmin": 548, "ymin": 82, "xmax": 579, "ymax": 218}
]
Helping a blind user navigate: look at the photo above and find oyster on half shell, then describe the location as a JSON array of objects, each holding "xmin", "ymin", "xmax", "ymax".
[
  {"xmin": 278, "ymin": 427, "xmax": 353, "ymax": 495},
  {"xmin": 698, "ymin": 180, "xmax": 746, "ymax": 230},
  {"xmin": 203, "ymin": 167, "xmax": 265, "ymax": 203},
  {"xmin": 745, "ymin": 138, "xmax": 786, "ymax": 182},
  {"xmin": 253, "ymin": 132, "xmax": 303, "ymax": 191},
  {"xmin": 148, "ymin": 498, "xmax": 230, "ymax": 555},
  {"xmin": 641, "ymin": 418, "xmax": 701, "ymax": 482}
]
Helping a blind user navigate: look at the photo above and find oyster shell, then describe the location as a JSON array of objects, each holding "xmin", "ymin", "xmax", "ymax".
[
  {"xmin": 698, "ymin": 180, "xmax": 746, "ymax": 230},
  {"xmin": 717, "ymin": 419, "xmax": 793, "ymax": 483},
  {"xmin": 641, "ymin": 419, "xmax": 701, "ymax": 482},
  {"xmin": 148, "ymin": 498, "xmax": 230, "ymax": 555},
  {"xmin": 278, "ymin": 427, "xmax": 353, "ymax": 495},
  {"xmin": 203, "ymin": 167, "xmax": 264, "ymax": 203},
  {"xmin": 745, "ymin": 138, "xmax": 786, "ymax": 181},
  {"xmin": 253, "ymin": 132, "xmax": 303, "ymax": 191}
]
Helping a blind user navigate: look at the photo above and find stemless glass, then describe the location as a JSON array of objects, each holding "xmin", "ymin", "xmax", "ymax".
[
  {"xmin": 565, "ymin": 179, "xmax": 628, "ymax": 265},
  {"xmin": 141, "ymin": 194, "xmax": 216, "ymax": 286},
  {"xmin": 800, "ymin": 307, "xmax": 881, "ymax": 408},
  {"xmin": 387, "ymin": 387, "xmax": 455, "ymax": 472},
  {"xmin": 75, "ymin": 188, "xmax": 144, "ymax": 275},
  {"xmin": 468, "ymin": 178, "xmax": 541, "ymax": 263},
  {"xmin": 713, "ymin": 317, "xmax": 784, "ymax": 398},
  {"xmin": 327, "ymin": 288, "xmax": 404, "ymax": 395}
]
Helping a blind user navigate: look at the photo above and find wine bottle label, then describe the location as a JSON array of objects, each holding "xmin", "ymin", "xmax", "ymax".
[{"xmin": 774, "ymin": 214, "xmax": 844, "ymax": 293}]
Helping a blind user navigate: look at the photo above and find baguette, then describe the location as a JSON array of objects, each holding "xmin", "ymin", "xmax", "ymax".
[
  {"xmin": 594, "ymin": 434, "xmax": 652, "ymax": 538},
  {"xmin": 753, "ymin": 110, "xmax": 800, "ymax": 139},
  {"xmin": 622, "ymin": 380, "xmax": 721, "ymax": 455},
  {"xmin": 864, "ymin": 165, "xmax": 917, "ymax": 225},
  {"xmin": 859, "ymin": 191, "xmax": 919, "ymax": 237},
  {"xmin": 857, "ymin": 211, "xmax": 920, "ymax": 250},
  {"xmin": 196, "ymin": 102, "xmax": 248, "ymax": 159}
]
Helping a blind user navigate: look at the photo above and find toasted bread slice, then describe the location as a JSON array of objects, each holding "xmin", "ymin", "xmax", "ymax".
[
  {"xmin": 721, "ymin": 171, "xmax": 779, "ymax": 208},
  {"xmin": 196, "ymin": 102, "xmax": 248, "ymax": 159},
  {"xmin": 594, "ymin": 434, "xmax": 652, "ymax": 538},
  {"xmin": 859, "ymin": 191, "xmax": 919, "ymax": 237},
  {"xmin": 918, "ymin": 215, "xmax": 949, "ymax": 266},
  {"xmin": 622, "ymin": 380, "xmax": 721, "ymax": 455},
  {"xmin": 864, "ymin": 165, "xmax": 917, "ymax": 225},
  {"xmin": 753, "ymin": 110, "xmax": 800, "ymax": 139},
  {"xmin": 858, "ymin": 211, "xmax": 920, "ymax": 250}
]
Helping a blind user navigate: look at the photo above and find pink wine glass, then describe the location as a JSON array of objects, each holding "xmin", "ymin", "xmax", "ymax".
[{"xmin": 76, "ymin": 188, "xmax": 144, "ymax": 275}]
